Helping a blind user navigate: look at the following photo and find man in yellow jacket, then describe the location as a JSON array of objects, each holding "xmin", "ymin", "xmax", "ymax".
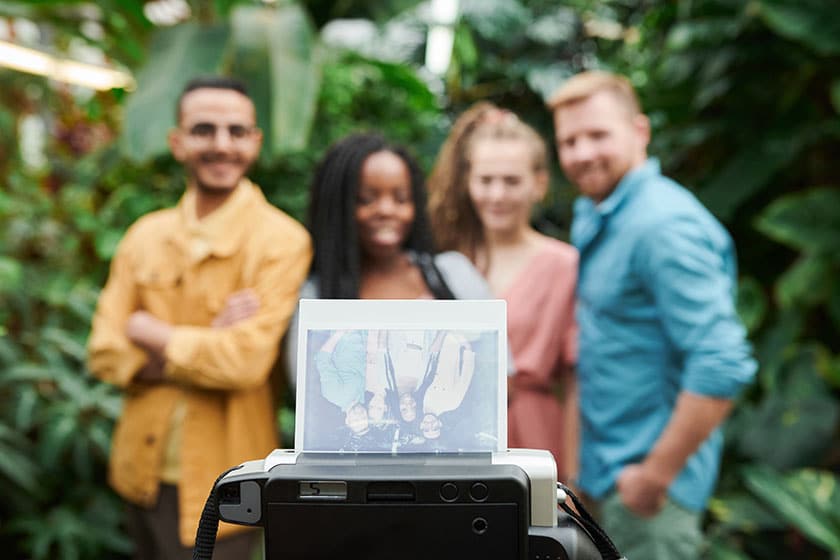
[{"xmin": 88, "ymin": 76, "xmax": 312, "ymax": 559}]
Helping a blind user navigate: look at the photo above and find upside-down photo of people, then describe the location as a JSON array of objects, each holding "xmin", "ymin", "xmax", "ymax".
[{"xmin": 300, "ymin": 328, "xmax": 499, "ymax": 453}]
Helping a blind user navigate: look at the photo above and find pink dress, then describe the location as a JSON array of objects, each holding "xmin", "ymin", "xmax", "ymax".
[{"xmin": 504, "ymin": 238, "xmax": 578, "ymax": 479}]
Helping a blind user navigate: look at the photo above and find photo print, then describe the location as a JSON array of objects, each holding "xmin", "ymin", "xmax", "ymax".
[{"xmin": 295, "ymin": 300, "xmax": 507, "ymax": 454}]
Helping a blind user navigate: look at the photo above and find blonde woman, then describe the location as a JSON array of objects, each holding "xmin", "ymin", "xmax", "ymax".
[{"xmin": 428, "ymin": 104, "xmax": 579, "ymax": 482}]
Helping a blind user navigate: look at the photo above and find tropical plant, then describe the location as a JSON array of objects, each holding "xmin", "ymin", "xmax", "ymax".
[
  {"xmin": 0, "ymin": 1, "xmax": 436, "ymax": 558},
  {"xmin": 2, "ymin": 0, "xmax": 839, "ymax": 558},
  {"xmin": 443, "ymin": 0, "xmax": 840, "ymax": 557}
]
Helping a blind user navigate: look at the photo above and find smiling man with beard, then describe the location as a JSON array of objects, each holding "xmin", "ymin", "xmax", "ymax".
[
  {"xmin": 87, "ymin": 77, "xmax": 311, "ymax": 560},
  {"xmin": 549, "ymin": 71, "xmax": 756, "ymax": 560}
]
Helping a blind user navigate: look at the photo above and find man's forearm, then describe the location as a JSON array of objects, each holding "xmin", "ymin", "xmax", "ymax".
[
  {"xmin": 643, "ymin": 391, "xmax": 733, "ymax": 484},
  {"xmin": 616, "ymin": 391, "xmax": 734, "ymax": 516}
]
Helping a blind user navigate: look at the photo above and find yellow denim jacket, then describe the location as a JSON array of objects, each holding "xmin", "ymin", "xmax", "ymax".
[{"xmin": 87, "ymin": 180, "xmax": 311, "ymax": 545}]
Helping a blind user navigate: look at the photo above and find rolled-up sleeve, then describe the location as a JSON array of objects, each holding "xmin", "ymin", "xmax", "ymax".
[
  {"xmin": 639, "ymin": 218, "xmax": 757, "ymax": 398},
  {"xmin": 164, "ymin": 239, "xmax": 312, "ymax": 391}
]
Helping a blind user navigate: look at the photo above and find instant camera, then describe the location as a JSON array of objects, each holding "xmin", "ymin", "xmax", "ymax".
[{"xmin": 193, "ymin": 301, "xmax": 623, "ymax": 560}]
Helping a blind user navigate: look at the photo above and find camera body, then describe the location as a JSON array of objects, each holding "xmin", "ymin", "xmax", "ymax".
[{"xmin": 216, "ymin": 449, "xmax": 600, "ymax": 560}]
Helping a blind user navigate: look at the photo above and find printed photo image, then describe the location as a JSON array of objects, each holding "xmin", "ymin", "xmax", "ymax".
[{"xmin": 300, "ymin": 328, "xmax": 501, "ymax": 453}]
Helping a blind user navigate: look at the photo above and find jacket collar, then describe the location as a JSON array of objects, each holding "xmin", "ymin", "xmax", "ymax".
[{"xmin": 170, "ymin": 178, "xmax": 264, "ymax": 259}]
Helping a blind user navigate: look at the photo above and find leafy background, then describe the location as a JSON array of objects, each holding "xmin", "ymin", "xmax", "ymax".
[{"xmin": 0, "ymin": 0, "xmax": 838, "ymax": 558}]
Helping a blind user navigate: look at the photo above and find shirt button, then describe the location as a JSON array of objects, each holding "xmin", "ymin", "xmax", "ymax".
[{"xmin": 145, "ymin": 435, "xmax": 156, "ymax": 445}]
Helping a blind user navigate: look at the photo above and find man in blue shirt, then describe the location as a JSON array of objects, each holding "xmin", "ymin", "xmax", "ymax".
[{"xmin": 548, "ymin": 71, "xmax": 756, "ymax": 559}]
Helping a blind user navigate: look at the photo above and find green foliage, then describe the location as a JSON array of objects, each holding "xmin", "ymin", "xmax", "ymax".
[
  {"xmin": 121, "ymin": 22, "xmax": 230, "ymax": 160},
  {"xmin": 230, "ymin": 4, "xmax": 322, "ymax": 157},
  {"xmin": 756, "ymin": 0, "xmax": 840, "ymax": 56},
  {"xmin": 1, "ymin": 160, "xmax": 139, "ymax": 557},
  {"xmin": 732, "ymin": 344, "xmax": 838, "ymax": 470},
  {"xmin": 755, "ymin": 188, "xmax": 840, "ymax": 256},
  {"xmin": 0, "ymin": 2, "xmax": 441, "ymax": 558},
  {"xmin": 122, "ymin": 3, "xmax": 322, "ymax": 163},
  {"xmin": 2, "ymin": 0, "xmax": 840, "ymax": 558},
  {"xmin": 743, "ymin": 466, "xmax": 840, "ymax": 553},
  {"xmin": 445, "ymin": 0, "xmax": 840, "ymax": 556},
  {"xmin": 592, "ymin": 0, "xmax": 840, "ymax": 556}
]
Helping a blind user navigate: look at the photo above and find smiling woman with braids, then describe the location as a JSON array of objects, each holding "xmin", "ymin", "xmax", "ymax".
[{"xmin": 284, "ymin": 133, "xmax": 496, "ymax": 441}]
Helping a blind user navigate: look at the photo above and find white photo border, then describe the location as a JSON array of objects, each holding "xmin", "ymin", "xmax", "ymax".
[{"xmin": 294, "ymin": 299, "xmax": 508, "ymax": 453}]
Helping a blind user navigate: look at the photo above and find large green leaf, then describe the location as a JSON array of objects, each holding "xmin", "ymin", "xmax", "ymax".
[
  {"xmin": 461, "ymin": 0, "xmax": 531, "ymax": 45},
  {"xmin": 39, "ymin": 411, "xmax": 78, "ymax": 469},
  {"xmin": 0, "ymin": 425, "xmax": 41, "ymax": 494},
  {"xmin": 0, "ymin": 256, "xmax": 23, "ymax": 294},
  {"xmin": 736, "ymin": 276, "xmax": 767, "ymax": 333},
  {"xmin": 753, "ymin": 309, "xmax": 803, "ymax": 393},
  {"xmin": 737, "ymin": 392, "xmax": 839, "ymax": 468},
  {"xmin": 704, "ymin": 537, "xmax": 754, "ymax": 560},
  {"xmin": 831, "ymin": 80, "xmax": 840, "ymax": 115},
  {"xmin": 120, "ymin": 22, "xmax": 230, "ymax": 161},
  {"xmin": 41, "ymin": 327, "xmax": 87, "ymax": 363},
  {"xmin": 775, "ymin": 253, "xmax": 835, "ymax": 309},
  {"xmin": 743, "ymin": 465, "xmax": 840, "ymax": 553},
  {"xmin": 665, "ymin": 18, "xmax": 744, "ymax": 51},
  {"xmin": 757, "ymin": 0, "xmax": 840, "ymax": 56},
  {"xmin": 697, "ymin": 132, "xmax": 804, "ymax": 221},
  {"xmin": 708, "ymin": 492, "xmax": 785, "ymax": 531},
  {"xmin": 754, "ymin": 187, "xmax": 840, "ymax": 254},
  {"xmin": 229, "ymin": 4, "xmax": 322, "ymax": 159},
  {"xmin": 736, "ymin": 345, "xmax": 839, "ymax": 469},
  {"xmin": 12, "ymin": 385, "xmax": 39, "ymax": 432}
]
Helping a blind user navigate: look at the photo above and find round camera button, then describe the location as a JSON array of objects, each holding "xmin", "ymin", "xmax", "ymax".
[
  {"xmin": 470, "ymin": 482, "xmax": 489, "ymax": 502},
  {"xmin": 440, "ymin": 482, "xmax": 459, "ymax": 502}
]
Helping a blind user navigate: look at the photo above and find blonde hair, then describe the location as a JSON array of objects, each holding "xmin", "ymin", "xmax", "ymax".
[
  {"xmin": 427, "ymin": 102, "xmax": 548, "ymax": 262},
  {"xmin": 547, "ymin": 70, "xmax": 641, "ymax": 118}
]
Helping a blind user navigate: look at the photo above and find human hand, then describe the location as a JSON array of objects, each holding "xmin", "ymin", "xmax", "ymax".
[
  {"xmin": 615, "ymin": 462, "xmax": 669, "ymax": 518},
  {"xmin": 134, "ymin": 354, "xmax": 165, "ymax": 383},
  {"xmin": 212, "ymin": 289, "xmax": 260, "ymax": 328},
  {"xmin": 126, "ymin": 311, "xmax": 172, "ymax": 356}
]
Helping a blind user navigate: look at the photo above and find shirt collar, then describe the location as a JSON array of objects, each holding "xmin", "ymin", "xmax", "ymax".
[
  {"xmin": 572, "ymin": 158, "xmax": 660, "ymax": 251},
  {"xmin": 597, "ymin": 158, "xmax": 661, "ymax": 217},
  {"xmin": 173, "ymin": 178, "xmax": 263, "ymax": 258}
]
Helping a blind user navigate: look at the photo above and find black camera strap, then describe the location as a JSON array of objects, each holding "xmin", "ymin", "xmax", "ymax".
[
  {"xmin": 557, "ymin": 483, "xmax": 626, "ymax": 560},
  {"xmin": 192, "ymin": 464, "xmax": 244, "ymax": 560}
]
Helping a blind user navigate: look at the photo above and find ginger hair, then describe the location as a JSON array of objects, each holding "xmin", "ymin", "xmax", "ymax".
[{"xmin": 547, "ymin": 70, "xmax": 641, "ymax": 120}]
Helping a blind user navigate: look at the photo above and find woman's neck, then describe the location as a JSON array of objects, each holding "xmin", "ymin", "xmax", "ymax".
[
  {"xmin": 359, "ymin": 251, "xmax": 431, "ymax": 299},
  {"xmin": 484, "ymin": 224, "xmax": 535, "ymax": 250},
  {"xmin": 361, "ymin": 251, "xmax": 410, "ymax": 274},
  {"xmin": 477, "ymin": 227, "xmax": 546, "ymax": 295}
]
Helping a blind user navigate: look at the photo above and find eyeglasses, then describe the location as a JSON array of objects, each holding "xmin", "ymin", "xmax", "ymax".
[{"xmin": 182, "ymin": 122, "xmax": 258, "ymax": 142}]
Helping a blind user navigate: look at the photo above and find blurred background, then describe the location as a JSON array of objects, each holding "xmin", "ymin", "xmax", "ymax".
[{"xmin": 0, "ymin": 0, "xmax": 838, "ymax": 558}]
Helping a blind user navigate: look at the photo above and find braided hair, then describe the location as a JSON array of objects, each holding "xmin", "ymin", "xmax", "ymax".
[{"xmin": 307, "ymin": 132, "xmax": 435, "ymax": 299}]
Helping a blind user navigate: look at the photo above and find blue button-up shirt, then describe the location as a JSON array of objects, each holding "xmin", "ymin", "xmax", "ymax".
[{"xmin": 572, "ymin": 159, "xmax": 756, "ymax": 511}]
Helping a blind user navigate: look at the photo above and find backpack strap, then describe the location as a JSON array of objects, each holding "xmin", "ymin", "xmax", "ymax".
[{"xmin": 415, "ymin": 252, "xmax": 456, "ymax": 300}]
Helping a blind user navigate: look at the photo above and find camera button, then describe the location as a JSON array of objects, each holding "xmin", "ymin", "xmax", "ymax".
[
  {"xmin": 470, "ymin": 482, "xmax": 489, "ymax": 502},
  {"xmin": 440, "ymin": 482, "xmax": 459, "ymax": 502}
]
